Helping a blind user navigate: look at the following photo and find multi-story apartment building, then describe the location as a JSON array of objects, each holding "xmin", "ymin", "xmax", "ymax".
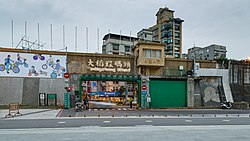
[
  {"xmin": 102, "ymin": 33, "xmax": 138, "ymax": 55},
  {"xmin": 137, "ymin": 29, "xmax": 153, "ymax": 42},
  {"xmin": 188, "ymin": 44, "xmax": 227, "ymax": 60},
  {"xmin": 150, "ymin": 7, "xmax": 184, "ymax": 58}
]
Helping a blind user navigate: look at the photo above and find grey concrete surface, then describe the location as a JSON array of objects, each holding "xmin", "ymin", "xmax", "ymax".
[
  {"xmin": 0, "ymin": 77, "xmax": 65, "ymax": 106},
  {"xmin": 0, "ymin": 109, "xmax": 60, "ymax": 119},
  {"xmin": 0, "ymin": 77, "xmax": 23, "ymax": 105},
  {"xmin": 0, "ymin": 125, "xmax": 250, "ymax": 141},
  {"xmin": 39, "ymin": 78, "xmax": 65, "ymax": 105},
  {"xmin": 22, "ymin": 78, "xmax": 39, "ymax": 105}
]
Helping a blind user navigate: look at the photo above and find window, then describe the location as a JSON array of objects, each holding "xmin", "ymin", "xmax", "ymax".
[
  {"xmin": 162, "ymin": 32, "xmax": 167, "ymax": 38},
  {"xmin": 156, "ymin": 50, "xmax": 161, "ymax": 58},
  {"xmin": 125, "ymin": 46, "xmax": 130, "ymax": 52},
  {"xmin": 167, "ymin": 38, "xmax": 173, "ymax": 44},
  {"xmin": 162, "ymin": 39, "xmax": 167, "ymax": 44},
  {"xmin": 143, "ymin": 49, "xmax": 151, "ymax": 58},
  {"xmin": 113, "ymin": 44, "xmax": 119, "ymax": 50},
  {"xmin": 175, "ymin": 25, "xmax": 180, "ymax": 30},
  {"xmin": 145, "ymin": 34, "xmax": 147, "ymax": 38},
  {"xmin": 175, "ymin": 39, "xmax": 180, "ymax": 45},
  {"xmin": 167, "ymin": 31, "xmax": 172, "ymax": 37},
  {"xmin": 174, "ymin": 32, "xmax": 180, "ymax": 38},
  {"xmin": 102, "ymin": 45, "xmax": 106, "ymax": 52},
  {"xmin": 143, "ymin": 49, "xmax": 161, "ymax": 58}
]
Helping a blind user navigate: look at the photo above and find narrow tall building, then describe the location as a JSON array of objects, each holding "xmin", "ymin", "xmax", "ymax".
[{"xmin": 150, "ymin": 7, "xmax": 184, "ymax": 58}]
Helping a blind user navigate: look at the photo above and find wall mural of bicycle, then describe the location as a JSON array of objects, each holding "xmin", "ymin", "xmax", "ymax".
[{"xmin": 0, "ymin": 52, "xmax": 66, "ymax": 78}]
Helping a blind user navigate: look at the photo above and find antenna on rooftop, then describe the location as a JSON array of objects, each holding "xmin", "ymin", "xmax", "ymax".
[
  {"xmin": 63, "ymin": 25, "xmax": 65, "ymax": 49},
  {"xmin": 11, "ymin": 20, "xmax": 14, "ymax": 48},
  {"xmin": 50, "ymin": 24, "xmax": 53, "ymax": 51},
  {"xmin": 119, "ymin": 30, "xmax": 122, "ymax": 46},
  {"xmin": 15, "ymin": 35, "xmax": 44, "ymax": 50},
  {"xmin": 75, "ymin": 26, "xmax": 77, "ymax": 52},
  {"xmin": 97, "ymin": 28, "xmax": 99, "ymax": 53},
  {"xmin": 108, "ymin": 29, "xmax": 111, "ymax": 39},
  {"xmin": 37, "ymin": 23, "xmax": 40, "ymax": 49},
  {"xmin": 86, "ymin": 27, "xmax": 88, "ymax": 53}
]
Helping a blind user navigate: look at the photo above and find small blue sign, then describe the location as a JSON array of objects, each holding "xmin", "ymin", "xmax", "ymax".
[{"xmin": 142, "ymin": 91, "xmax": 147, "ymax": 95}]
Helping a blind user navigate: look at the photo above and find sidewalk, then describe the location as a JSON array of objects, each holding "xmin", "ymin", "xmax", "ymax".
[{"xmin": 0, "ymin": 109, "xmax": 61, "ymax": 119}]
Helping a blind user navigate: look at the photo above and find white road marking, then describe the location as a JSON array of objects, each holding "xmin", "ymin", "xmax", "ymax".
[
  {"xmin": 58, "ymin": 121, "xmax": 66, "ymax": 124},
  {"xmin": 223, "ymin": 120, "xmax": 230, "ymax": 122},
  {"xmin": 103, "ymin": 121, "xmax": 111, "ymax": 123},
  {"xmin": 145, "ymin": 120, "xmax": 152, "ymax": 123},
  {"xmin": 134, "ymin": 125, "xmax": 153, "ymax": 127},
  {"xmin": 185, "ymin": 120, "xmax": 192, "ymax": 122}
]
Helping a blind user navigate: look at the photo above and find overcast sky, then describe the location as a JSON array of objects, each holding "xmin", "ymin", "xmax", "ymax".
[{"xmin": 0, "ymin": 0, "xmax": 250, "ymax": 60}]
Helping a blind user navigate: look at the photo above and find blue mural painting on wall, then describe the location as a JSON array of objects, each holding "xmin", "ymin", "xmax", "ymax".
[
  {"xmin": 0, "ymin": 52, "xmax": 66, "ymax": 78},
  {"xmin": 0, "ymin": 54, "xmax": 20, "ymax": 74}
]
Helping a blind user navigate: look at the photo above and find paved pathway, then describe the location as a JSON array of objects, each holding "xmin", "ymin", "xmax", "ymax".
[{"xmin": 0, "ymin": 109, "xmax": 60, "ymax": 119}]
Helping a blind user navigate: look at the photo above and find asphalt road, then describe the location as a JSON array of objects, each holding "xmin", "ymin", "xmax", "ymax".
[
  {"xmin": 1, "ymin": 117, "xmax": 250, "ymax": 129},
  {"xmin": 1, "ymin": 125, "xmax": 250, "ymax": 141},
  {"xmin": 60, "ymin": 108, "xmax": 250, "ymax": 117}
]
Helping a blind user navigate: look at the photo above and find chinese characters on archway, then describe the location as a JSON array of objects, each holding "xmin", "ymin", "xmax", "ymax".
[{"xmin": 87, "ymin": 59, "xmax": 131, "ymax": 73}]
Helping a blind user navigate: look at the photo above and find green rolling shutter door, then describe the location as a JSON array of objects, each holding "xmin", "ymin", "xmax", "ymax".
[{"xmin": 149, "ymin": 79, "xmax": 187, "ymax": 108}]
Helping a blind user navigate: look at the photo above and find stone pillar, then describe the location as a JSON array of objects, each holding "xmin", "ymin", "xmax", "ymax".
[{"xmin": 187, "ymin": 78, "xmax": 194, "ymax": 107}]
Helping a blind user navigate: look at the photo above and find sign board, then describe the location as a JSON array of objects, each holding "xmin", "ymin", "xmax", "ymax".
[
  {"xmin": 64, "ymin": 72, "xmax": 70, "ymax": 78},
  {"xmin": 40, "ymin": 93, "xmax": 45, "ymax": 99},
  {"xmin": 87, "ymin": 59, "xmax": 131, "ymax": 73},
  {"xmin": 47, "ymin": 94, "xmax": 57, "ymax": 106},
  {"xmin": 142, "ymin": 85, "xmax": 147, "ymax": 91},
  {"xmin": 147, "ymin": 97, "xmax": 151, "ymax": 102},
  {"xmin": 141, "ymin": 95, "xmax": 146, "ymax": 108},
  {"xmin": 39, "ymin": 93, "xmax": 46, "ymax": 106},
  {"xmin": 64, "ymin": 93, "xmax": 70, "ymax": 109},
  {"xmin": 142, "ymin": 91, "xmax": 147, "ymax": 95},
  {"xmin": 47, "ymin": 94, "xmax": 56, "ymax": 99}
]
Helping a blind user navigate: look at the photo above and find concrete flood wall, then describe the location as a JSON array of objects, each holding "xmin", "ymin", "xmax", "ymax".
[
  {"xmin": 0, "ymin": 78, "xmax": 23, "ymax": 105},
  {"xmin": 0, "ymin": 77, "xmax": 65, "ymax": 106},
  {"xmin": 39, "ymin": 78, "xmax": 65, "ymax": 105}
]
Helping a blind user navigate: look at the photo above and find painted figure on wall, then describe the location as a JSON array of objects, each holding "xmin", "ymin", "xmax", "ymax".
[
  {"xmin": 28, "ymin": 66, "xmax": 38, "ymax": 76},
  {"xmin": 0, "ymin": 54, "xmax": 20, "ymax": 74},
  {"xmin": 4, "ymin": 55, "xmax": 14, "ymax": 73},
  {"xmin": 15, "ymin": 53, "xmax": 29, "ymax": 68},
  {"xmin": 54, "ymin": 59, "xmax": 65, "ymax": 76},
  {"xmin": 0, "ymin": 52, "xmax": 66, "ymax": 78},
  {"xmin": 47, "ymin": 55, "xmax": 54, "ymax": 67}
]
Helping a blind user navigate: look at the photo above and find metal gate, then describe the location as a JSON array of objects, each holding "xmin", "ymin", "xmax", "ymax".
[{"xmin": 149, "ymin": 79, "xmax": 187, "ymax": 108}]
